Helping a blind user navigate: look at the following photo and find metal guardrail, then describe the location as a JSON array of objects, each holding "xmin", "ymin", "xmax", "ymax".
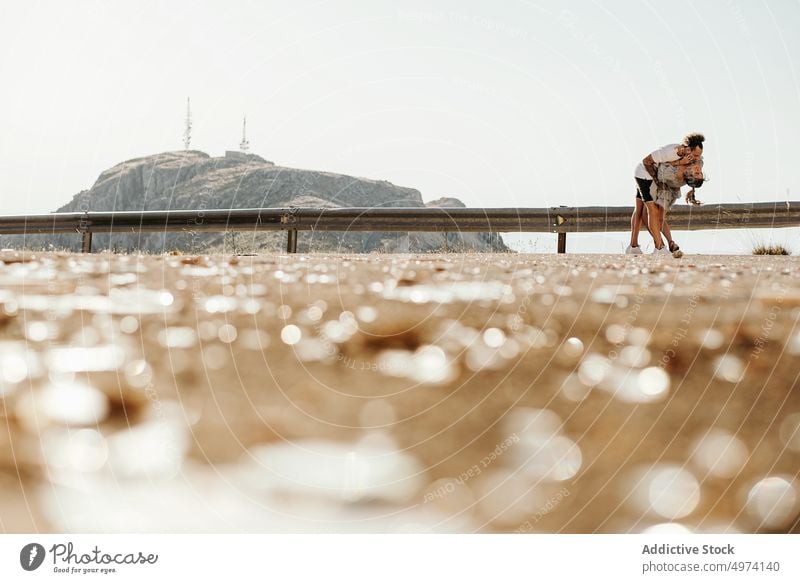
[{"xmin": 0, "ymin": 202, "xmax": 798, "ymax": 254}]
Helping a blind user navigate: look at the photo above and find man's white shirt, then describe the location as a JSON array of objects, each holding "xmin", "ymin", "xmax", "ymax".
[{"xmin": 634, "ymin": 143, "xmax": 681, "ymax": 179}]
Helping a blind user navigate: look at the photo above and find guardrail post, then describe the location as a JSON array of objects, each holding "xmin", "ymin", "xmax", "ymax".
[
  {"xmin": 77, "ymin": 210, "xmax": 93, "ymax": 253},
  {"xmin": 286, "ymin": 229, "xmax": 298, "ymax": 253},
  {"xmin": 557, "ymin": 232, "xmax": 566, "ymax": 254},
  {"xmin": 81, "ymin": 230, "xmax": 93, "ymax": 253}
]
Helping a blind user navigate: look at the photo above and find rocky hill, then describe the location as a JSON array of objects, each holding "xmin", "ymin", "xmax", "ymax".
[{"xmin": 12, "ymin": 151, "xmax": 507, "ymax": 253}]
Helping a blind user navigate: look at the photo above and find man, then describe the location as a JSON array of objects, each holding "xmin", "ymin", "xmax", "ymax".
[{"xmin": 627, "ymin": 133, "xmax": 705, "ymax": 256}]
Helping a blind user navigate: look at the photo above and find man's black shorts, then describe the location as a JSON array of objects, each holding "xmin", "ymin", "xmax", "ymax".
[{"xmin": 636, "ymin": 177, "xmax": 654, "ymax": 203}]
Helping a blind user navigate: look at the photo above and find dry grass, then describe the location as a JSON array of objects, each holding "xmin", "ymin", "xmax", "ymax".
[{"xmin": 752, "ymin": 242, "xmax": 791, "ymax": 256}]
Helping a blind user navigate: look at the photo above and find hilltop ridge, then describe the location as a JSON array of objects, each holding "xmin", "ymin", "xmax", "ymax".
[{"xmin": 28, "ymin": 150, "xmax": 507, "ymax": 253}]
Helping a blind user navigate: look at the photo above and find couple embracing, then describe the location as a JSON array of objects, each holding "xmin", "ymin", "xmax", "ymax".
[{"xmin": 627, "ymin": 133, "xmax": 706, "ymax": 257}]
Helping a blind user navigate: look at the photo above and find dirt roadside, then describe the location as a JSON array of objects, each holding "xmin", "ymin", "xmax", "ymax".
[{"xmin": 1, "ymin": 251, "xmax": 798, "ymax": 533}]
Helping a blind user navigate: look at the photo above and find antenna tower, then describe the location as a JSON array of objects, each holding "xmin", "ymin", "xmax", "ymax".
[
  {"xmin": 183, "ymin": 97, "xmax": 192, "ymax": 150},
  {"xmin": 240, "ymin": 115, "xmax": 250, "ymax": 152}
]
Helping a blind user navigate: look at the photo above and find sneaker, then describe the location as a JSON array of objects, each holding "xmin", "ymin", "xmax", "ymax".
[
  {"xmin": 625, "ymin": 244, "xmax": 643, "ymax": 255},
  {"xmin": 653, "ymin": 245, "xmax": 672, "ymax": 256}
]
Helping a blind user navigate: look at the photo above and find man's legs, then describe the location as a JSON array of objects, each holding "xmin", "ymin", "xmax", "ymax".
[
  {"xmin": 642, "ymin": 207, "xmax": 654, "ymax": 238},
  {"xmin": 632, "ymin": 178, "xmax": 657, "ymax": 250},
  {"xmin": 630, "ymin": 198, "xmax": 647, "ymax": 247}
]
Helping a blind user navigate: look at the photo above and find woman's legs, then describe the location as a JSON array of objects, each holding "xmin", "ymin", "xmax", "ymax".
[
  {"xmin": 661, "ymin": 218, "xmax": 674, "ymax": 248},
  {"xmin": 645, "ymin": 201, "xmax": 665, "ymax": 249}
]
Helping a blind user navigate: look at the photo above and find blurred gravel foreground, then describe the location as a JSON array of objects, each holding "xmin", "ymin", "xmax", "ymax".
[{"xmin": 1, "ymin": 250, "xmax": 799, "ymax": 533}]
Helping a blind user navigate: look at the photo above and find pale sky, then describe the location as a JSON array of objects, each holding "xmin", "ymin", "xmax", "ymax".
[{"xmin": 1, "ymin": 0, "xmax": 798, "ymax": 252}]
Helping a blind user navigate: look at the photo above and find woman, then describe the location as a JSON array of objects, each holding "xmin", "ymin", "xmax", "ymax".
[
  {"xmin": 648, "ymin": 158, "xmax": 704, "ymax": 256},
  {"xmin": 627, "ymin": 133, "xmax": 705, "ymax": 256}
]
